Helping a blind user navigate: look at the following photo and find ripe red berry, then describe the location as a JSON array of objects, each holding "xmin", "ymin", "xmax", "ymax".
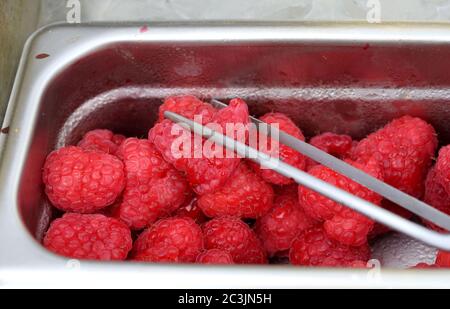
[
  {"xmin": 197, "ymin": 162, "xmax": 274, "ymax": 219},
  {"xmin": 158, "ymin": 95, "xmax": 216, "ymax": 124},
  {"xmin": 289, "ymin": 226, "xmax": 370, "ymax": 267},
  {"xmin": 174, "ymin": 198, "xmax": 208, "ymax": 224},
  {"xmin": 132, "ymin": 217, "xmax": 203, "ymax": 263},
  {"xmin": 249, "ymin": 112, "xmax": 306, "ymax": 185},
  {"xmin": 298, "ymin": 159, "xmax": 382, "ymax": 246},
  {"xmin": 306, "ymin": 132, "xmax": 353, "ymax": 170},
  {"xmin": 255, "ymin": 185, "xmax": 316, "ymax": 256},
  {"xmin": 368, "ymin": 199, "xmax": 413, "ymax": 237},
  {"xmin": 112, "ymin": 134, "xmax": 126, "ymax": 146},
  {"xmin": 77, "ymin": 129, "xmax": 125, "ymax": 155},
  {"xmin": 203, "ymin": 217, "xmax": 267, "ymax": 264},
  {"xmin": 43, "ymin": 146, "xmax": 125, "ymax": 213},
  {"xmin": 411, "ymin": 263, "xmax": 437, "ymax": 269},
  {"xmin": 196, "ymin": 249, "xmax": 234, "ymax": 264},
  {"xmin": 351, "ymin": 116, "xmax": 437, "ymax": 198},
  {"xmin": 149, "ymin": 98, "xmax": 249, "ymax": 195},
  {"xmin": 350, "ymin": 260, "xmax": 370, "ymax": 268},
  {"xmin": 116, "ymin": 138, "xmax": 191, "ymax": 230},
  {"xmin": 43, "ymin": 213, "xmax": 132, "ymax": 260},
  {"xmin": 435, "ymin": 145, "xmax": 450, "ymax": 196},
  {"xmin": 420, "ymin": 167, "xmax": 450, "ymax": 232},
  {"xmin": 435, "ymin": 251, "xmax": 450, "ymax": 267}
]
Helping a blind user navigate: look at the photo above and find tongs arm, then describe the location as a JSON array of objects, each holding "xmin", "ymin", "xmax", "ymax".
[
  {"xmin": 164, "ymin": 109, "xmax": 450, "ymax": 251},
  {"xmin": 211, "ymin": 99, "xmax": 450, "ymax": 232}
]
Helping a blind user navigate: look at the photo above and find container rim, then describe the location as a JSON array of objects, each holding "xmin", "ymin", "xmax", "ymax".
[{"xmin": 1, "ymin": 22, "xmax": 450, "ymax": 288}]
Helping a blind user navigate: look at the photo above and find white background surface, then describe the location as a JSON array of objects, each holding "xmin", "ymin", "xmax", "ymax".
[{"xmin": 38, "ymin": 0, "xmax": 450, "ymax": 27}]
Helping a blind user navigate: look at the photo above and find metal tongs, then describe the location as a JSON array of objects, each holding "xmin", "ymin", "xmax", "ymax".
[{"xmin": 164, "ymin": 99, "xmax": 450, "ymax": 250}]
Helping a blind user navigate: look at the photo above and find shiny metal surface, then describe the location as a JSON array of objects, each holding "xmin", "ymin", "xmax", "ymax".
[
  {"xmin": 0, "ymin": 0, "xmax": 39, "ymax": 123},
  {"xmin": 3, "ymin": 22, "xmax": 450, "ymax": 288}
]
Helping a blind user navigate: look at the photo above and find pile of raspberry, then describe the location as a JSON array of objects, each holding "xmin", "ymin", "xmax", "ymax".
[{"xmin": 42, "ymin": 95, "xmax": 449, "ymax": 267}]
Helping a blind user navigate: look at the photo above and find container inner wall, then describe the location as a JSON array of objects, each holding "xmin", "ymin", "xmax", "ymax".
[{"xmin": 19, "ymin": 42, "xmax": 450, "ymax": 245}]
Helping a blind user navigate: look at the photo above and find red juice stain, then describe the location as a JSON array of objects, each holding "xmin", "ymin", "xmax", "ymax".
[
  {"xmin": 139, "ymin": 25, "xmax": 149, "ymax": 33},
  {"xmin": 1, "ymin": 127, "xmax": 10, "ymax": 134},
  {"xmin": 36, "ymin": 53, "xmax": 50, "ymax": 59}
]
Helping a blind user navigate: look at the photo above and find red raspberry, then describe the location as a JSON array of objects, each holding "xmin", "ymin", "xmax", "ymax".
[
  {"xmin": 306, "ymin": 132, "xmax": 353, "ymax": 170},
  {"xmin": 100, "ymin": 199, "xmax": 122, "ymax": 219},
  {"xmin": 255, "ymin": 185, "xmax": 316, "ymax": 256},
  {"xmin": 43, "ymin": 146, "xmax": 125, "ymax": 213},
  {"xmin": 116, "ymin": 138, "xmax": 191, "ymax": 230},
  {"xmin": 421, "ymin": 167, "xmax": 450, "ymax": 232},
  {"xmin": 351, "ymin": 116, "xmax": 437, "ymax": 198},
  {"xmin": 174, "ymin": 198, "xmax": 208, "ymax": 224},
  {"xmin": 298, "ymin": 159, "xmax": 383, "ymax": 246},
  {"xmin": 435, "ymin": 145, "xmax": 450, "ymax": 195},
  {"xmin": 132, "ymin": 217, "xmax": 203, "ymax": 263},
  {"xmin": 116, "ymin": 137, "xmax": 174, "ymax": 179},
  {"xmin": 43, "ymin": 213, "xmax": 132, "ymax": 260},
  {"xmin": 289, "ymin": 226, "xmax": 370, "ymax": 267},
  {"xmin": 368, "ymin": 200, "xmax": 413, "ymax": 237},
  {"xmin": 411, "ymin": 263, "xmax": 437, "ymax": 269},
  {"xmin": 350, "ymin": 260, "xmax": 370, "ymax": 268},
  {"xmin": 249, "ymin": 112, "xmax": 306, "ymax": 185},
  {"xmin": 77, "ymin": 129, "xmax": 125, "ymax": 155},
  {"xmin": 436, "ymin": 251, "xmax": 450, "ymax": 267},
  {"xmin": 158, "ymin": 95, "xmax": 216, "ymax": 124},
  {"xmin": 197, "ymin": 162, "xmax": 274, "ymax": 219},
  {"xmin": 149, "ymin": 98, "xmax": 249, "ymax": 195},
  {"xmin": 196, "ymin": 249, "xmax": 234, "ymax": 264},
  {"xmin": 112, "ymin": 134, "xmax": 126, "ymax": 146},
  {"xmin": 203, "ymin": 217, "xmax": 267, "ymax": 264}
]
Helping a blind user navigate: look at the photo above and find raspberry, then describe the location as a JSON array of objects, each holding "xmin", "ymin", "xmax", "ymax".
[
  {"xmin": 369, "ymin": 200, "xmax": 413, "ymax": 237},
  {"xmin": 249, "ymin": 113, "xmax": 306, "ymax": 185},
  {"xmin": 350, "ymin": 260, "xmax": 369, "ymax": 268},
  {"xmin": 306, "ymin": 132, "xmax": 353, "ymax": 170},
  {"xmin": 43, "ymin": 213, "xmax": 132, "ymax": 260},
  {"xmin": 421, "ymin": 167, "xmax": 450, "ymax": 232},
  {"xmin": 174, "ymin": 198, "xmax": 208, "ymax": 224},
  {"xmin": 351, "ymin": 116, "xmax": 437, "ymax": 198},
  {"xmin": 158, "ymin": 95, "xmax": 216, "ymax": 124},
  {"xmin": 100, "ymin": 199, "xmax": 122, "ymax": 219},
  {"xmin": 255, "ymin": 185, "xmax": 316, "ymax": 256},
  {"xmin": 436, "ymin": 251, "xmax": 450, "ymax": 267},
  {"xmin": 43, "ymin": 146, "xmax": 125, "ymax": 213},
  {"xmin": 77, "ymin": 129, "xmax": 125, "ymax": 155},
  {"xmin": 112, "ymin": 134, "xmax": 126, "ymax": 146},
  {"xmin": 196, "ymin": 249, "xmax": 234, "ymax": 264},
  {"xmin": 116, "ymin": 138, "xmax": 191, "ymax": 230},
  {"xmin": 203, "ymin": 217, "xmax": 267, "ymax": 264},
  {"xmin": 298, "ymin": 159, "xmax": 383, "ymax": 246},
  {"xmin": 289, "ymin": 227, "xmax": 370, "ymax": 267},
  {"xmin": 197, "ymin": 162, "xmax": 274, "ymax": 219},
  {"xmin": 435, "ymin": 145, "xmax": 450, "ymax": 196},
  {"xmin": 132, "ymin": 217, "xmax": 203, "ymax": 263},
  {"xmin": 116, "ymin": 137, "xmax": 174, "ymax": 179},
  {"xmin": 411, "ymin": 263, "xmax": 437, "ymax": 269},
  {"xmin": 149, "ymin": 98, "xmax": 249, "ymax": 195}
]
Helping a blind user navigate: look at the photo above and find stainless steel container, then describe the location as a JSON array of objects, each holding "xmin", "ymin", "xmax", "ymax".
[
  {"xmin": 0, "ymin": 0, "xmax": 40, "ymax": 122},
  {"xmin": 1, "ymin": 22, "xmax": 450, "ymax": 288}
]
